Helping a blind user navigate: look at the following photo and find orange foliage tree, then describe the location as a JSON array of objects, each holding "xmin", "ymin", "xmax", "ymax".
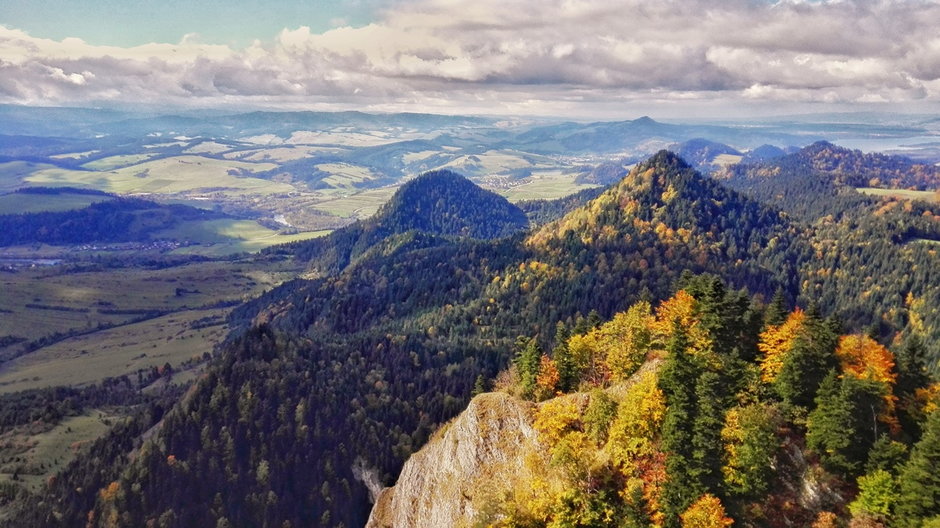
[
  {"xmin": 758, "ymin": 309, "xmax": 805, "ymax": 383},
  {"xmin": 835, "ymin": 334, "xmax": 897, "ymax": 386},
  {"xmin": 535, "ymin": 355, "xmax": 561, "ymax": 400},
  {"xmin": 680, "ymin": 493, "xmax": 734, "ymax": 528}
]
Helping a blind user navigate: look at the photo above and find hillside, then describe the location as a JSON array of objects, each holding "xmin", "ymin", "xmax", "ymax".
[
  {"xmin": 370, "ymin": 284, "xmax": 940, "ymax": 528},
  {"xmin": 5, "ymin": 151, "xmax": 940, "ymax": 528},
  {"xmin": 273, "ymin": 169, "xmax": 529, "ymax": 274}
]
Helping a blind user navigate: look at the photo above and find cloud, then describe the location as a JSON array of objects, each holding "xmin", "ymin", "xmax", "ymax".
[{"xmin": 2, "ymin": 0, "xmax": 940, "ymax": 115}]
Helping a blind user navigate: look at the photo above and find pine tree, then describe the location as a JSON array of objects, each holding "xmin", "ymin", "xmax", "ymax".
[
  {"xmin": 896, "ymin": 334, "xmax": 930, "ymax": 399},
  {"xmin": 660, "ymin": 321, "xmax": 703, "ymax": 527},
  {"xmin": 807, "ymin": 371, "xmax": 886, "ymax": 477},
  {"xmin": 691, "ymin": 371, "xmax": 725, "ymax": 493},
  {"xmin": 514, "ymin": 337, "xmax": 541, "ymax": 399},
  {"xmin": 895, "ymin": 410, "xmax": 940, "ymax": 527},
  {"xmin": 774, "ymin": 306, "xmax": 838, "ymax": 408},
  {"xmin": 765, "ymin": 287, "xmax": 789, "ymax": 328},
  {"xmin": 553, "ymin": 321, "xmax": 576, "ymax": 392}
]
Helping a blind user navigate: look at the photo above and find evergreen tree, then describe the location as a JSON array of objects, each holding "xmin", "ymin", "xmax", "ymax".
[
  {"xmin": 774, "ymin": 307, "xmax": 839, "ymax": 408},
  {"xmin": 807, "ymin": 371, "xmax": 885, "ymax": 477},
  {"xmin": 514, "ymin": 337, "xmax": 541, "ymax": 399},
  {"xmin": 765, "ymin": 287, "xmax": 789, "ymax": 328},
  {"xmin": 691, "ymin": 371, "xmax": 725, "ymax": 494},
  {"xmin": 553, "ymin": 322, "xmax": 576, "ymax": 392},
  {"xmin": 896, "ymin": 334, "xmax": 930, "ymax": 399},
  {"xmin": 660, "ymin": 321, "xmax": 703, "ymax": 527},
  {"xmin": 895, "ymin": 410, "xmax": 940, "ymax": 527}
]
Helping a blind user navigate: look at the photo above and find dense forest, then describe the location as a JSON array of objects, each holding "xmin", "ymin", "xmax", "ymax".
[{"xmin": 4, "ymin": 148, "xmax": 939, "ymax": 527}]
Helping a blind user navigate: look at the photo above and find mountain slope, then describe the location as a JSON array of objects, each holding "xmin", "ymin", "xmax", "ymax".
[
  {"xmin": 277, "ymin": 169, "xmax": 529, "ymax": 274},
  {"xmin": 11, "ymin": 151, "xmax": 940, "ymax": 528}
]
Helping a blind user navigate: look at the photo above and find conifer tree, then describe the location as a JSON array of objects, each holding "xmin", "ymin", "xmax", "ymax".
[
  {"xmin": 660, "ymin": 321, "xmax": 703, "ymax": 526},
  {"xmin": 895, "ymin": 409, "xmax": 940, "ymax": 527},
  {"xmin": 774, "ymin": 306, "xmax": 838, "ymax": 408},
  {"xmin": 807, "ymin": 371, "xmax": 885, "ymax": 477}
]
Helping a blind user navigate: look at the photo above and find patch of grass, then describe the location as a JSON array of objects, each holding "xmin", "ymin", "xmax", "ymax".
[
  {"xmin": 159, "ymin": 219, "xmax": 330, "ymax": 256},
  {"xmin": 857, "ymin": 187, "xmax": 939, "ymax": 202},
  {"xmin": 312, "ymin": 186, "xmax": 399, "ymax": 219},
  {"xmin": 494, "ymin": 171, "xmax": 600, "ymax": 202},
  {"xmin": 81, "ymin": 154, "xmax": 156, "ymax": 171},
  {"xmin": 0, "ymin": 162, "xmax": 57, "ymax": 193},
  {"xmin": 26, "ymin": 156, "xmax": 288, "ymax": 195},
  {"xmin": 0, "ymin": 308, "xmax": 228, "ymax": 393},
  {"xmin": 315, "ymin": 163, "xmax": 381, "ymax": 189},
  {"xmin": 0, "ymin": 411, "xmax": 123, "ymax": 490},
  {"xmin": 0, "ymin": 192, "xmax": 114, "ymax": 215},
  {"xmin": 713, "ymin": 154, "xmax": 743, "ymax": 167},
  {"xmin": 0, "ymin": 260, "xmax": 294, "ymax": 347}
]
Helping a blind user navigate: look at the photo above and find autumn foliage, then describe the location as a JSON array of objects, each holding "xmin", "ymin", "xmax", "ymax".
[{"xmin": 680, "ymin": 494, "xmax": 733, "ymax": 528}]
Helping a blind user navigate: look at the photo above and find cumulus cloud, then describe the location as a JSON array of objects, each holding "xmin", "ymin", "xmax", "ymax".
[{"xmin": 2, "ymin": 0, "xmax": 940, "ymax": 114}]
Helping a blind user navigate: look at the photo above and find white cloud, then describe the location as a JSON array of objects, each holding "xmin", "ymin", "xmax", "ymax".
[{"xmin": 2, "ymin": 0, "xmax": 940, "ymax": 115}]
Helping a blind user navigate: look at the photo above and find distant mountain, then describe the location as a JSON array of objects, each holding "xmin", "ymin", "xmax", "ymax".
[
  {"xmin": 509, "ymin": 116, "xmax": 812, "ymax": 154},
  {"xmin": 276, "ymin": 169, "xmax": 529, "ymax": 273},
  {"xmin": 673, "ymin": 138, "xmax": 741, "ymax": 171},
  {"xmin": 740, "ymin": 144, "xmax": 789, "ymax": 164}
]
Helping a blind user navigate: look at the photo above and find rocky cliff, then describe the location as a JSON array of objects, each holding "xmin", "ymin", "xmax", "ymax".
[{"xmin": 365, "ymin": 392, "xmax": 540, "ymax": 528}]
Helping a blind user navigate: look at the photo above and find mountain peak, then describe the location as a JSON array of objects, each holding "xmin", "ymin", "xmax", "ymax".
[{"xmin": 375, "ymin": 169, "xmax": 528, "ymax": 239}]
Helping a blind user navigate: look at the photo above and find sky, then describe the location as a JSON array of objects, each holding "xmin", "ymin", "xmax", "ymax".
[{"xmin": 2, "ymin": 0, "xmax": 940, "ymax": 118}]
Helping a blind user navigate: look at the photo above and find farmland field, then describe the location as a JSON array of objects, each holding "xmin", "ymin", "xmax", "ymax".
[
  {"xmin": 25, "ymin": 156, "xmax": 287, "ymax": 195},
  {"xmin": 495, "ymin": 170, "xmax": 600, "ymax": 201},
  {"xmin": 0, "ymin": 259, "xmax": 298, "ymax": 357},
  {"xmin": 313, "ymin": 186, "xmax": 400, "ymax": 218},
  {"xmin": 0, "ymin": 307, "xmax": 227, "ymax": 393}
]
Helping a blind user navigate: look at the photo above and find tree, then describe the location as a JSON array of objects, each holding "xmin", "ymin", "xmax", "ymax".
[
  {"xmin": 535, "ymin": 355, "xmax": 561, "ymax": 401},
  {"xmin": 721, "ymin": 403, "xmax": 778, "ymax": 496},
  {"xmin": 848, "ymin": 469, "xmax": 897, "ymax": 523},
  {"xmin": 583, "ymin": 390, "xmax": 617, "ymax": 444},
  {"xmin": 836, "ymin": 335, "xmax": 896, "ymax": 386},
  {"xmin": 765, "ymin": 287, "xmax": 789, "ymax": 327},
  {"xmin": 758, "ymin": 309, "xmax": 806, "ymax": 383},
  {"xmin": 515, "ymin": 337, "xmax": 541, "ymax": 399},
  {"xmin": 774, "ymin": 307, "xmax": 838, "ymax": 408},
  {"xmin": 680, "ymin": 494, "xmax": 733, "ymax": 528},
  {"xmin": 691, "ymin": 372, "xmax": 724, "ymax": 493},
  {"xmin": 602, "ymin": 301, "xmax": 653, "ymax": 382},
  {"xmin": 553, "ymin": 322, "xmax": 577, "ymax": 392},
  {"xmin": 660, "ymin": 321, "xmax": 703, "ymax": 525},
  {"xmin": 807, "ymin": 371, "xmax": 886, "ymax": 477},
  {"xmin": 895, "ymin": 409, "xmax": 940, "ymax": 527}
]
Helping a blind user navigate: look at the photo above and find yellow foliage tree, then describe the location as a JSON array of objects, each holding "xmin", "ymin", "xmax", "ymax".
[
  {"xmin": 608, "ymin": 371, "xmax": 666, "ymax": 468},
  {"xmin": 567, "ymin": 330, "xmax": 607, "ymax": 386},
  {"xmin": 680, "ymin": 494, "xmax": 734, "ymax": 528},
  {"xmin": 758, "ymin": 309, "xmax": 806, "ymax": 383},
  {"xmin": 652, "ymin": 290, "xmax": 712, "ymax": 359},
  {"xmin": 534, "ymin": 397, "xmax": 582, "ymax": 448},
  {"xmin": 601, "ymin": 301, "xmax": 654, "ymax": 382}
]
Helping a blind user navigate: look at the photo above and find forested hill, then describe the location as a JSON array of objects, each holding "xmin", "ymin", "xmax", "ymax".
[
  {"xmin": 7, "ymin": 151, "xmax": 940, "ymax": 528},
  {"xmin": 267, "ymin": 169, "xmax": 529, "ymax": 274},
  {"xmin": 0, "ymin": 195, "xmax": 222, "ymax": 246},
  {"xmin": 720, "ymin": 143, "xmax": 940, "ymax": 348}
]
